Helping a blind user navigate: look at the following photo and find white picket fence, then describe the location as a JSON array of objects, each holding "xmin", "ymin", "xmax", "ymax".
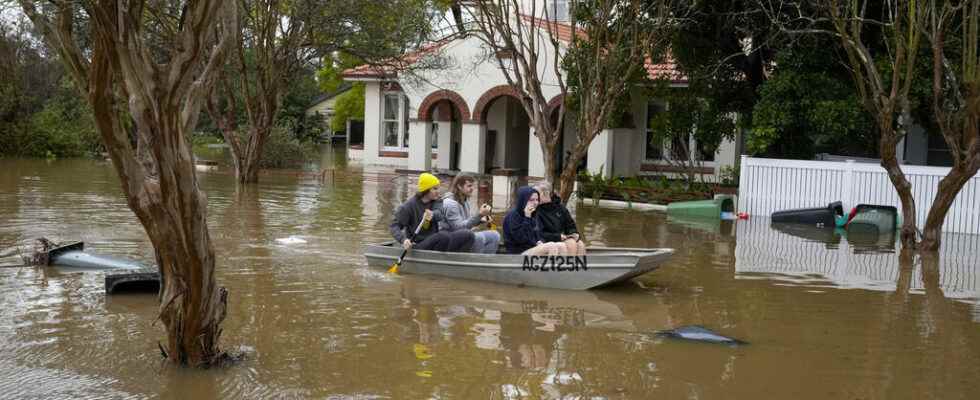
[{"xmin": 738, "ymin": 156, "xmax": 980, "ymax": 235}]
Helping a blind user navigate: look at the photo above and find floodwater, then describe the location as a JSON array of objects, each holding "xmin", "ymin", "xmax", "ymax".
[{"xmin": 1, "ymin": 147, "xmax": 979, "ymax": 399}]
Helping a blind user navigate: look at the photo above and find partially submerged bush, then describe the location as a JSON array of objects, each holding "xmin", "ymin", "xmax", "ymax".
[
  {"xmin": 258, "ymin": 126, "xmax": 318, "ymax": 169},
  {"xmin": 576, "ymin": 170, "xmax": 713, "ymax": 204}
]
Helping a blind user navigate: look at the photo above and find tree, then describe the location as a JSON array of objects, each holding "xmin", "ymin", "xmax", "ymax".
[
  {"xmin": 317, "ymin": 52, "xmax": 366, "ymax": 133},
  {"xmin": 778, "ymin": 0, "xmax": 980, "ymax": 250},
  {"xmin": 17, "ymin": 0, "xmax": 237, "ymax": 366},
  {"xmin": 206, "ymin": 0, "xmax": 442, "ymax": 184},
  {"xmin": 917, "ymin": 0, "xmax": 980, "ymax": 250},
  {"xmin": 646, "ymin": 85, "xmax": 737, "ymax": 185},
  {"xmin": 646, "ymin": 0, "xmax": 776, "ymax": 178},
  {"xmin": 667, "ymin": 0, "xmax": 776, "ymax": 114},
  {"xmin": 205, "ymin": 0, "xmax": 318, "ymax": 184},
  {"xmin": 464, "ymin": 0, "xmax": 676, "ymax": 202},
  {"xmin": 821, "ymin": 0, "xmax": 924, "ymax": 248},
  {"xmin": 331, "ymin": 84, "xmax": 366, "ymax": 132},
  {"xmin": 749, "ymin": 37, "xmax": 877, "ymax": 159}
]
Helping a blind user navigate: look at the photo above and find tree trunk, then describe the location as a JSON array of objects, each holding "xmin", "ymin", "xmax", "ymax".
[
  {"xmin": 221, "ymin": 125, "xmax": 269, "ymax": 185},
  {"xmin": 539, "ymin": 137, "xmax": 558, "ymax": 188},
  {"xmin": 148, "ymin": 193, "xmax": 228, "ymax": 366},
  {"xmin": 919, "ymin": 163, "xmax": 980, "ymax": 251},
  {"xmin": 557, "ymin": 144, "xmax": 589, "ymax": 205},
  {"xmin": 557, "ymin": 158, "xmax": 579, "ymax": 206},
  {"xmin": 17, "ymin": 0, "xmax": 239, "ymax": 367},
  {"xmin": 91, "ymin": 87, "xmax": 229, "ymax": 366},
  {"xmin": 878, "ymin": 121, "xmax": 918, "ymax": 248}
]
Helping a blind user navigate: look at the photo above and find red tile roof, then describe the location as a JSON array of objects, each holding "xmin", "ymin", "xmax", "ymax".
[
  {"xmin": 341, "ymin": 39, "xmax": 453, "ymax": 79},
  {"xmin": 343, "ymin": 16, "xmax": 687, "ymax": 84},
  {"xmin": 645, "ymin": 56, "xmax": 686, "ymax": 84}
]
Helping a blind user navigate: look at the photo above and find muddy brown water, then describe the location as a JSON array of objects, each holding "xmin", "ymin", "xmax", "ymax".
[{"xmin": 1, "ymin": 150, "xmax": 979, "ymax": 399}]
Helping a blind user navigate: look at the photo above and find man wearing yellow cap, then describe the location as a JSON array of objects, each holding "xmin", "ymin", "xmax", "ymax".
[{"xmin": 390, "ymin": 173, "xmax": 475, "ymax": 252}]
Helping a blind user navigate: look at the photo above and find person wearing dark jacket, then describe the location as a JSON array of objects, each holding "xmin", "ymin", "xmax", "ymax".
[
  {"xmin": 390, "ymin": 173, "xmax": 474, "ymax": 252},
  {"xmin": 502, "ymin": 186, "xmax": 566, "ymax": 255},
  {"xmin": 533, "ymin": 181, "xmax": 585, "ymax": 255}
]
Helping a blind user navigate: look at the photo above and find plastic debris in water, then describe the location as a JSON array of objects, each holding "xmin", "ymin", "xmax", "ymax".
[
  {"xmin": 275, "ymin": 236, "xmax": 307, "ymax": 245},
  {"xmin": 655, "ymin": 325, "xmax": 747, "ymax": 346}
]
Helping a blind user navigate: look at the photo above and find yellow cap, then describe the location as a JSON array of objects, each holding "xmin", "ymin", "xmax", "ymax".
[{"xmin": 418, "ymin": 172, "xmax": 440, "ymax": 193}]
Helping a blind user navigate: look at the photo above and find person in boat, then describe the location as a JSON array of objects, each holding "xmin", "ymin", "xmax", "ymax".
[
  {"xmin": 439, "ymin": 173, "xmax": 500, "ymax": 254},
  {"xmin": 533, "ymin": 181, "xmax": 585, "ymax": 255},
  {"xmin": 502, "ymin": 186, "xmax": 567, "ymax": 255},
  {"xmin": 390, "ymin": 172, "xmax": 475, "ymax": 252}
]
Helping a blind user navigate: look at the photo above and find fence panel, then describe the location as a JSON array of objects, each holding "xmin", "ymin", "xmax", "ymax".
[{"xmin": 738, "ymin": 156, "xmax": 980, "ymax": 235}]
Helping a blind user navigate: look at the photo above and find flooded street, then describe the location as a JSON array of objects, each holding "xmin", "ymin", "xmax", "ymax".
[{"xmin": 1, "ymin": 149, "xmax": 979, "ymax": 399}]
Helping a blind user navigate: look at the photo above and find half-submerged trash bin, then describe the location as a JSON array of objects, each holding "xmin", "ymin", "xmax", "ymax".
[
  {"xmin": 32, "ymin": 240, "xmax": 159, "ymax": 295},
  {"xmin": 666, "ymin": 195, "xmax": 735, "ymax": 219},
  {"xmin": 846, "ymin": 204, "xmax": 899, "ymax": 235},
  {"xmin": 105, "ymin": 268, "xmax": 160, "ymax": 294},
  {"xmin": 771, "ymin": 201, "xmax": 844, "ymax": 228}
]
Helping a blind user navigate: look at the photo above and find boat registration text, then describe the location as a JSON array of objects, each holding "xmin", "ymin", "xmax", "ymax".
[{"xmin": 522, "ymin": 256, "xmax": 588, "ymax": 272}]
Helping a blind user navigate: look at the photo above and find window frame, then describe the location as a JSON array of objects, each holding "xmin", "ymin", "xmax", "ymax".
[
  {"xmin": 381, "ymin": 92, "xmax": 410, "ymax": 150},
  {"xmin": 644, "ymin": 99, "xmax": 718, "ymax": 165},
  {"xmin": 548, "ymin": 0, "xmax": 570, "ymax": 22}
]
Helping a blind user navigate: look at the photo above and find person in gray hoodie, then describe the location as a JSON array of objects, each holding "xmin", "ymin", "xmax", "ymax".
[{"xmin": 439, "ymin": 173, "xmax": 500, "ymax": 254}]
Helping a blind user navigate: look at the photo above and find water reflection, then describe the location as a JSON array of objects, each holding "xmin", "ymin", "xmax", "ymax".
[{"xmin": 736, "ymin": 219, "xmax": 979, "ymax": 301}]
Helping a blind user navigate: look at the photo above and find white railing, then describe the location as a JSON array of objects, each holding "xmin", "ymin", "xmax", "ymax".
[{"xmin": 738, "ymin": 156, "xmax": 980, "ymax": 235}]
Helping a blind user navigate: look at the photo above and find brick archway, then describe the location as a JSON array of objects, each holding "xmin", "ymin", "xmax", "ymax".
[
  {"xmin": 470, "ymin": 85, "xmax": 525, "ymax": 123},
  {"xmin": 417, "ymin": 90, "xmax": 471, "ymax": 122}
]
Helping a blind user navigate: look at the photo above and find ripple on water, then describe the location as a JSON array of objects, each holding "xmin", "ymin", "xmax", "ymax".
[{"xmin": 0, "ymin": 360, "xmax": 135, "ymax": 400}]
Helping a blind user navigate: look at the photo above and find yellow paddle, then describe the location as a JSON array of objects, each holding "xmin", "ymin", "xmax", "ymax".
[{"xmin": 388, "ymin": 217, "xmax": 426, "ymax": 274}]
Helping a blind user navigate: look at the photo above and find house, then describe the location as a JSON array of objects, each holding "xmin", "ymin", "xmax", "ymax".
[
  {"xmin": 305, "ymin": 83, "xmax": 354, "ymax": 142},
  {"xmin": 341, "ymin": 2, "xmax": 742, "ymax": 185}
]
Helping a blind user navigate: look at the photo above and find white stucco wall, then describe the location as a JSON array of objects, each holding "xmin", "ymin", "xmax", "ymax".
[
  {"xmin": 363, "ymin": 82, "xmax": 381, "ymax": 165},
  {"xmin": 400, "ymin": 34, "xmax": 565, "ymax": 121}
]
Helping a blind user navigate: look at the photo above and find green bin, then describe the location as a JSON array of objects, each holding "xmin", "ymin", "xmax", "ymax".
[{"xmin": 666, "ymin": 195, "xmax": 735, "ymax": 219}]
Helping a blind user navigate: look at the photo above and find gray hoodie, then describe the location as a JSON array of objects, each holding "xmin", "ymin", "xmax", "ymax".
[{"xmin": 439, "ymin": 193, "xmax": 483, "ymax": 232}]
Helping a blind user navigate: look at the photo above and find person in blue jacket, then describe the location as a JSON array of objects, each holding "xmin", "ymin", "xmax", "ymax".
[{"xmin": 502, "ymin": 186, "xmax": 567, "ymax": 255}]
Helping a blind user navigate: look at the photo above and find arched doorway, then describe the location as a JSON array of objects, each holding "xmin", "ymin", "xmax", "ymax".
[
  {"xmin": 418, "ymin": 90, "xmax": 470, "ymax": 171},
  {"xmin": 472, "ymin": 86, "xmax": 530, "ymax": 174}
]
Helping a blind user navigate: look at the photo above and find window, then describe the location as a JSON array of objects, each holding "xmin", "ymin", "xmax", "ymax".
[
  {"xmin": 382, "ymin": 92, "xmax": 410, "ymax": 149},
  {"xmin": 549, "ymin": 0, "xmax": 569, "ymax": 22},
  {"xmin": 645, "ymin": 102, "xmax": 665, "ymax": 160},
  {"xmin": 646, "ymin": 100, "xmax": 716, "ymax": 163}
]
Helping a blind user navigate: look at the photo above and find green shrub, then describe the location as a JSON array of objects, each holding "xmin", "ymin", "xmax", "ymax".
[
  {"xmin": 258, "ymin": 126, "xmax": 318, "ymax": 169},
  {"xmin": 24, "ymin": 97, "xmax": 100, "ymax": 158},
  {"xmin": 576, "ymin": 170, "xmax": 713, "ymax": 204},
  {"xmin": 719, "ymin": 165, "xmax": 740, "ymax": 186}
]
